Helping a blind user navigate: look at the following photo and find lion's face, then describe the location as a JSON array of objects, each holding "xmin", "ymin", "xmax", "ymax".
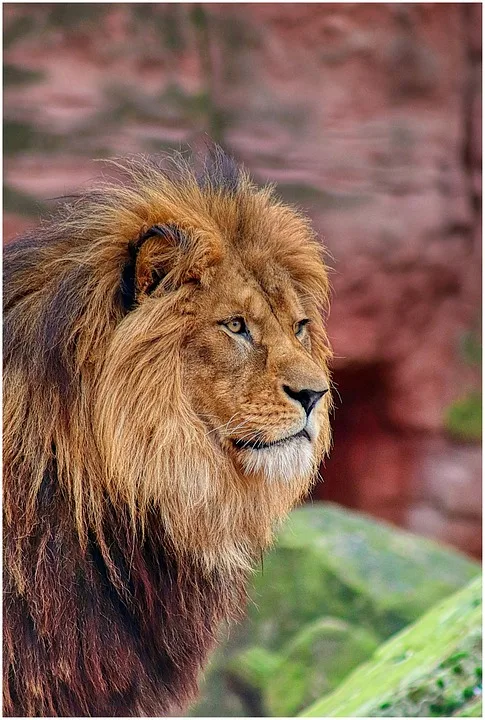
[
  {"xmin": 5, "ymin": 150, "xmax": 331, "ymax": 574},
  {"xmin": 183, "ymin": 257, "xmax": 330, "ymax": 484}
]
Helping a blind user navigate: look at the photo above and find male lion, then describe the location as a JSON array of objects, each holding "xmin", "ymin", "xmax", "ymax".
[{"xmin": 3, "ymin": 148, "xmax": 332, "ymax": 717}]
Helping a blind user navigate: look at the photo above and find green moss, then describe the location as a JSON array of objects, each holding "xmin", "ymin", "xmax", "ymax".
[
  {"xmin": 4, "ymin": 120, "xmax": 38, "ymax": 155},
  {"xmin": 227, "ymin": 646, "xmax": 282, "ymax": 692},
  {"xmin": 442, "ymin": 652, "xmax": 471, "ymax": 668},
  {"xmin": 188, "ymin": 643, "xmax": 249, "ymax": 717},
  {"xmin": 301, "ymin": 576, "xmax": 482, "ymax": 717},
  {"xmin": 46, "ymin": 4, "xmax": 107, "ymax": 29},
  {"xmin": 445, "ymin": 392, "xmax": 482, "ymax": 442},
  {"xmin": 161, "ymin": 5, "xmax": 186, "ymax": 53},
  {"xmin": 273, "ymin": 181, "xmax": 372, "ymax": 211},
  {"xmin": 130, "ymin": 5, "xmax": 186, "ymax": 53},
  {"xmin": 460, "ymin": 331, "xmax": 482, "ymax": 367},
  {"xmin": 455, "ymin": 696, "xmax": 482, "ymax": 716},
  {"xmin": 4, "ymin": 63, "xmax": 45, "ymax": 87},
  {"xmin": 3, "ymin": 120, "xmax": 64, "ymax": 156},
  {"xmin": 266, "ymin": 618, "xmax": 379, "ymax": 716},
  {"xmin": 447, "ymin": 327, "xmax": 482, "ymax": 442},
  {"xmin": 3, "ymin": 14, "xmax": 36, "ymax": 49},
  {"xmin": 141, "ymin": 137, "xmax": 184, "ymax": 155},
  {"xmin": 3, "ymin": 185, "xmax": 45, "ymax": 217},
  {"xmin": 190, "ymin": 3, "xmax": 208, "ymax": 31}
]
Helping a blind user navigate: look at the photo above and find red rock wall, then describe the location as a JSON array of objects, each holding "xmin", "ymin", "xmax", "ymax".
[{"xmin": 4, "ymin": 3, "xmax": 481, "ymax": 556}]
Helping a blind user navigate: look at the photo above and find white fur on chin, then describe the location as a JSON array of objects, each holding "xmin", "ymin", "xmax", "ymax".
[
  {"xmin": 240, "ymin": 436, "xmax": 315, "ymax": 482},
  {"xmin": 239, "ymin": 414, "xmax": 320, "ymax": 482}
]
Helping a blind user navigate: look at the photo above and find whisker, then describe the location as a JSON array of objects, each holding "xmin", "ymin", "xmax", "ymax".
[
  {"xmin": 330, "ymin": 381, "xmax": 342, "ymax": 406},
  {"xmin": 205, "ymin": 413, "xmax": 240, "ymax": 436},
  {"xmin": 232, "ymin": 427, "xmax": 263, "ymax": 443}
]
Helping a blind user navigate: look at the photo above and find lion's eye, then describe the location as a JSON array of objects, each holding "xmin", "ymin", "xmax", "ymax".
[
  {"xmin": 294, "ymin": 318, "xmax": 310, "ymax": 337},
  {"xmin": 223, "ymin": 317, "xmax": 248, "ymax": 336}
]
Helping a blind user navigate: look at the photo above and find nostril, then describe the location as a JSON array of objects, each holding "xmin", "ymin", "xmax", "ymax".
[{"xmin": 283, "ymin": 385, "xmax": 328, "ymax": 416}]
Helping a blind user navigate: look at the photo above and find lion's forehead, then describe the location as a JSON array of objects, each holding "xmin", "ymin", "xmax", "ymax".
[{"xmin": 206, "ymin": 259, "xmax": 304, "ymax": 325}]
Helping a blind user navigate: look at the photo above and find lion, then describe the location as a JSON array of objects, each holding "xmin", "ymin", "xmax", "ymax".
[{"xmin": 3, "ymin": 147, "xmax": 332, "ymax": 717}]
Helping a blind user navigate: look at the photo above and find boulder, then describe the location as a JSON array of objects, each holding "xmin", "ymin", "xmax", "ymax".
[
  {"xmin": 190, "ymin": 643, "xmax": 250, "ymax": 717},
  {"xmin": 190, "ymin": 503, "xmax": 479, "ymax": 716},
  {"xmin": 247, "ymin": 504, "xmax": 479, "ymax": 646},
  {"xmin": 265, "ymin": 618, "xmax": 379, "ymax": 716},
  {"xmin": 455, "ymin": 697, "xmax": 482, "ymax": 717},
  {"xmin": 301, "ymin": 575, "xmax": 482, "ymax": 717}
]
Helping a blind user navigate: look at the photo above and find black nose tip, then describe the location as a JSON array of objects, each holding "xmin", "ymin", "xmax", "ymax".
[{"xmin": 283, "ymin": 385, "xmax": 328, "ymax": 416}]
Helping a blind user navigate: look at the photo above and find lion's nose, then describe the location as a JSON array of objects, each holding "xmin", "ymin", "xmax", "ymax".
[{"xmin": 282, "ymin": 385, "xmax": 328, "ymax": 417}]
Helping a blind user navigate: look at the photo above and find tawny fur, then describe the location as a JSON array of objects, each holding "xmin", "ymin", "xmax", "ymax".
[{"xmin": 3, "ymin": 148, "xmax": 332, "ymax": 716}]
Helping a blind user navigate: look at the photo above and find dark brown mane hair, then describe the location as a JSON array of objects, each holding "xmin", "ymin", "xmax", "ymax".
[{"xmin": 3, "ymin": 148, "xmax": 331, "ymax": 716}]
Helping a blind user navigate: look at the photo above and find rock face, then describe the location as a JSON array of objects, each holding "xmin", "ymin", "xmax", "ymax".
[
  {"xmin": 264, "ymin": 618, "xmax": 379, "ymax": 717},
  {"xmin": 219, "ymin": 619, "xmax": 379, "ymax": 717},
  {"xmin": 190, "ymin": 504, "xmax": 480, "ymax": 716},
  {"xmin": 3, "ymin": 3, "xmax": 481, "ymax": 556},
  {"xmin": 246, "ymin": 505, "xmax": 479, "ymax": 648},
  {"xmin": 301, "ymin": 575, "xmax": 482, "ymax": 718}
]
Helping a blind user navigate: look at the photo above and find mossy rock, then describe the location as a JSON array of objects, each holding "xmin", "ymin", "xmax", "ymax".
[
  {"xmin": 191, "ymin": 504, "xmax": 479, "ymax": 716},
  {"xmin": 445, "ymin": 392, "xmax": 482, "ymax": 442},
  {"xmin": 301, "ymin": 575, "xmax": 482, "ymax": 717},
  {"xmin": 455, "ymin": 695, "xmax": 482, "ymax": 716},
  {"xmin": 265, "ymin": 617, "xmax": 379, "ymax": 716},
  {"xmin": 226, "ymin": 646, "xmax": 282, "ymax": 693},
  {"xmin": 248, "ymin": 504, "xmax": 479, "ymax": 647},
  {"xmin": 190, "ymin": 643, "xmax": 249, "ymax": 717}
]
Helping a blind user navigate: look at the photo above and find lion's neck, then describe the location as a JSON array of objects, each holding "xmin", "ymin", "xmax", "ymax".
[{"xmin": 5, "ymin": 471, "xmax": 246, "ymax": 717}]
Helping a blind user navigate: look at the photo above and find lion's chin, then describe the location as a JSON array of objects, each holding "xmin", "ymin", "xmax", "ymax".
[{"xmin": 237, "ymin": 435, "xmax": 316, "ymax": 483}]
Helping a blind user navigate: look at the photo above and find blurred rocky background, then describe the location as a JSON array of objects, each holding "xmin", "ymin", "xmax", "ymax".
[{"xmin": 4, "ymin": 4, "xmax": 482, "ymax": 716}]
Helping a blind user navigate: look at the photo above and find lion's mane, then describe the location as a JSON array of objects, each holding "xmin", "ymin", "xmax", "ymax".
[{"xmin": 3, "ymin": 149, "xmax": 331, "ymax": 716}]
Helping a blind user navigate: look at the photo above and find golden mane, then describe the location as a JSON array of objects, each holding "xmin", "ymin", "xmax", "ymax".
[{"xmin": 3, "ymin": 148, "xmax": 332, "ymax": 716}]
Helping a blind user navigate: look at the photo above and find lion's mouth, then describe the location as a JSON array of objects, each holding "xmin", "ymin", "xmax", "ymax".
[{"xmin": 232, "ymin": 428, "xmax": 311, "ymax": 451}]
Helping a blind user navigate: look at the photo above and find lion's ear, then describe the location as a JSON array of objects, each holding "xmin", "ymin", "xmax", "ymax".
[{"xmin": 120, "ymin": 224, "xmax": 187, "ymax": 312}]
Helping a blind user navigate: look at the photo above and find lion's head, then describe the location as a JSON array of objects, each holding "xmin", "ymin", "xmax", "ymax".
[{"xmin": 4, "ymin": 148, "xmax": 331, "ymax": 574}]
